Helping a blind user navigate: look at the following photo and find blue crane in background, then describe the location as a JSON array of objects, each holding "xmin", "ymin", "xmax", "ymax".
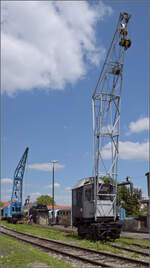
[{"xmin": 2, "ymin": 147, "xmax": 29, "ymax": 223}]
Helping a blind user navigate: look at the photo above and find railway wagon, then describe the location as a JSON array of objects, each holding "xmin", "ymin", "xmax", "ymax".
[
  {"xmin": 29, "ymin": 204, "xmax": 49, "ymax": 225},
  {"xmin": 72, "ymin": 177, "xmax": 122, "ymax": 240},
  {"xmin": 49, "ymin": 209, "xmax": 71, "ymax": 227},
  {"xmin": 1, "ymin": 201, "xmax": 23, "ymax": 223},
  {"xmin": 1, "ymin": 206, "xmax": 8, "ymax": 219}
]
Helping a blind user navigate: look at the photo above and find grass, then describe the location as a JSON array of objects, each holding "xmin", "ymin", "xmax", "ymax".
[
  {"xmin": 114, "ymin": 237, "xmax": 149, "ymax": 248},
  {"xmin": 108, "ymin": 237, "xmax": 149, "ymax": 259},
  {"xmin": 130, "ymin": 252, "xmax": 139, "ymax": 259},
  {"xmin": 1, "ymin": 220, "xmax": 123, "ymax": 254},
  {"xmin": 0, "ymin": 233, "xmax": 72, "ymax": 268},
  {"xmin": 2, "ymin": 220, "xmax": 149, "ymax": 257}
]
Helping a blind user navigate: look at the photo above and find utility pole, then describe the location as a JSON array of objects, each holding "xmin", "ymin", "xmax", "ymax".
[{"xmin": 50, "ymin": 160, "xmax": 58, "ymax": 224}]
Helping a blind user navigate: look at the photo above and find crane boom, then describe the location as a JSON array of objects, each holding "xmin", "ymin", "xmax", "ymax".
[
  {"xmin": 9, "ymin": 147, "xmax": 29, "ymax": 222},
  {"xmin": 92, "ymin": 12, "xmax": 131, "ymax": 220}
]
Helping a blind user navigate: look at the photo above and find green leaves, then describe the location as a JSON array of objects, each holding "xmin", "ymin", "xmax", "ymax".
[
  {"xmin": 100, "ymin": 176, "xmax": 142, "ymax": 217},
  {"xmin": 100, "ymin": 176, "xmax": 114, "ymax": 184},
  {"xmin": 0, "ymin": 201, "xmax": 4, "ymax": 208},
  {"xmin": 36, "ymin": 195, "xmax": 56, "ymax": 206},
  {"xmin": 118, "ymin": 186, "xmax": 142, "ymax": 217}
]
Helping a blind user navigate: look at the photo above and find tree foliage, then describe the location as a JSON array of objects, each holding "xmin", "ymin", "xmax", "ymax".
[
  {"xmin": 100, "ymin": 176, "xmax": 114, "ymax": 184},
  {"xmin": 36, "ymin": 195, "xmax": 56, "ymax": 206},
  {"xmin": 118, "ymin": 185, "xmax": 142, "ymax": 217},
  {"xmin": 100, "ymin": 176, "xmax": 143, "ymax": 217},
  {"xmin": 140, "ymin": 204, "xmax": 148, "ymax": 216},
  {"xmin": 0, "ymin": 201, "xmax": 4, "ymax": 208}
]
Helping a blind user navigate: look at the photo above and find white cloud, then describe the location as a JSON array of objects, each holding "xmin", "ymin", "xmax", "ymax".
[
  {"xmin": 1, "ymin": 1, "xmax": 112, "ymax": 96},
  {"xmin": 45, "ymin": 183, "xmax": 60, "ymax": 189},
  {"xmin": 1, "ymin": 189, "xmax": 12, "ymax": 202},
  {"xmin": 102, "ymin": 140, "xmax": 149, "ymax": 161},
  {"xmin": 24, "ymin": 183, "xmax": 39, "ymax": 188},
  {"xmin": 27, "ymin": 162, "xmax": 64, "ymax": 172},
  {"xmin": 1, "ymin": 178, "xmax": 12, "ymax": 184},
  {"xmin": 65, "ymin": 187, "xmax": 72, "ymax": 191},
  {"xmin": 1, "ymin": 179, "xmax": 13, "ymax": 202},
  {"xmin": 126, "ymin": 117, "xmax": 149, "ymax": 135},
  {"xmin": 29, "ymin": 192, "xmax": 41, "ymax": 202},
  {"xmin": 101, "ymin": 125, "xmax": 117, "ymax": 134},
  {"xmin": 1, "ymin": 188, "xmax": 12, "ymax": 194},
  {"xmin": 55, "ymin": 194, "xmax": 71, "ymax": 206}
]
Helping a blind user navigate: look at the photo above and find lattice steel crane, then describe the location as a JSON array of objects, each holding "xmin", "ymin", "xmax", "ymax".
[
  {"xmin": 6, "ymin": 147, "xmax": 29, "ymax": 223},
  {"xmin": 72, "ymin": 12, "xmax": 132, "ymax": 240},
  {"xmin": 92, "ymin": 12, "xmax": 131, "ymax": 220}
]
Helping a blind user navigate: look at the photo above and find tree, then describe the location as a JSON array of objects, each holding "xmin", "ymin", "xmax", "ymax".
[
  {"xmin": 0, "ymin": 201, "xmax": 4, "ymax": 208},
  {"xmin": 100, "ymin": 176, "xmax": 143, "ymax": 217},
  {"xmin": 36, "ymin": 195, "xmax": 56, "ymax": 206},
  {"xmin": 118, "ymin": 185, "xmax": 142, "ymax": 217},
  {"xmin": 100, "ymin": 176, "xmax": 113, "ymax": 184},
  {"xmin": 140, "ymin": 203, "xmax": 148, "ymax": 216}
]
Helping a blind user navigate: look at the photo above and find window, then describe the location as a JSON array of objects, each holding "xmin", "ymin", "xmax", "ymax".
[
  {"xmin": 72, "ymin": 190, "xmax": 77, "ymax": 205},
  {"xmin": 98, "ymin": 184, "xmax": 113, "ymax": 200},
  {"xmin": 85, "ymin": 188, "xmax": 91, "ymax": 201},
  {"xmin": 77, "ymin": 189, "xmax": 82, "ymax": 204}
]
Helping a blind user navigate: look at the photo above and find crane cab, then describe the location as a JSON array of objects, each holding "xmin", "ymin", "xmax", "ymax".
[
  {"xmin": 72, "ymin": 177, "xmax": 118, "ymax": 225},
  {"xmin": 72, "ymin": 177, "xmax": 121, "ymax": 240}
]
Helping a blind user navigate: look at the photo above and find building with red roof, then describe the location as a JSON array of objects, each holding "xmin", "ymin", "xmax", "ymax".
[{"xmin": 47, "ymin": 205, "xmax": 70, "ymax": 210}]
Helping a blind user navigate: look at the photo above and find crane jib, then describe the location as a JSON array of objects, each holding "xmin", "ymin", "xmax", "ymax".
[
  {"xmin": 5, "ymin": 147, "xmax": 29, "ymax": 223},
  {"xmin": 92, "ymin": 12, "xmax": 131, "ymax": 221}
]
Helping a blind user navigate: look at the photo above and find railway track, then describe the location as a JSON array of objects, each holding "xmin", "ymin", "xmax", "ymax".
[
  {"xmin": 34, "ymin": 223, "xmax": 149, "ymax": 253},
  {"xmin": 109, "ymin": 243, "xmax": 149, "ymax": 258},
  {"xmin": 33, "ymin": 223, "xmax": 149, "ymax": 241},
  {"xmin": 1, "ymin": 225, "xmax": 149, "ymax": 267},
  {"xmin": 131, "ymin": 242, "xmax": 149, "ymax": 249}
]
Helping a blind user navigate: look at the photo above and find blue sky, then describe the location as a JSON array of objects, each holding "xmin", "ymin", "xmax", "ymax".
[{"xmin": 1, "ymin": 1, "xmax": 149, "ymax": 205}]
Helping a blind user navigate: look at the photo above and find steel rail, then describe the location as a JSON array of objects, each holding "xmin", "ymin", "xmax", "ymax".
[
  {"xmin": 29, "ymin": 224, "xmax": 150, "ymax": 253},
  {"xmin": 32, "ymin": 223, "xmax": 149, "ymax": 240},
  {"xmin": 109, "ymin": 244, "xmax": 149, "ymax": 257},
  {"xmin": 131, "ymin": 242, "xmax": 149, "ymax": 249},
  {"xmin": 1, "ymin": 225, "xmax": 149, "ymax": 267}
]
